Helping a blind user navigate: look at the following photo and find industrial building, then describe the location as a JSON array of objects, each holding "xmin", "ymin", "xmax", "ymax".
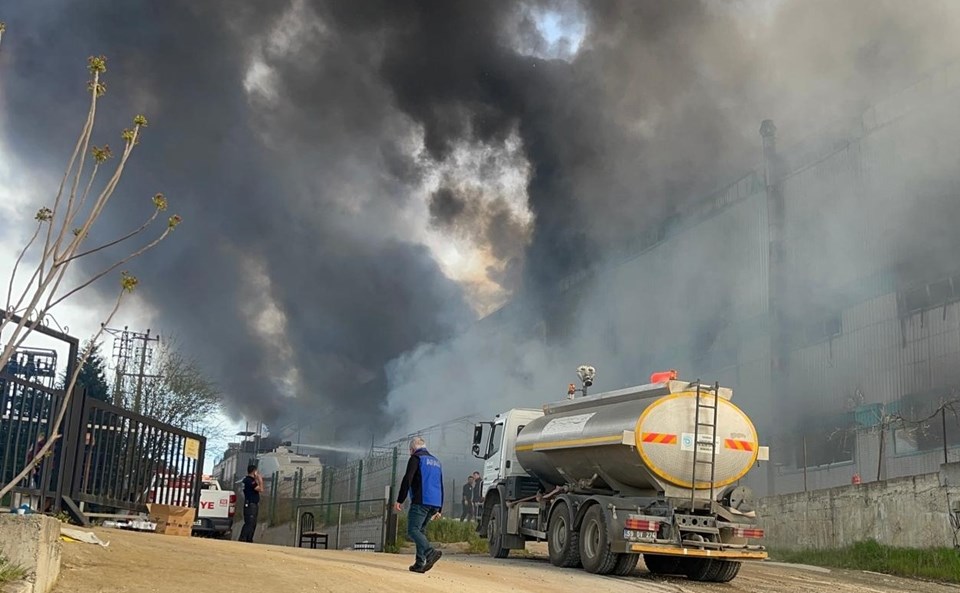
[{"xmin": 472, "ymin": 61, "xmax": 960, "ymax": 497}]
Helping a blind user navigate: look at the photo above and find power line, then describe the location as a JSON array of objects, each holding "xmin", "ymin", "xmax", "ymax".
[{"xmin": 103, "ymin": 325, "xmax": 160, "ymax": 413}]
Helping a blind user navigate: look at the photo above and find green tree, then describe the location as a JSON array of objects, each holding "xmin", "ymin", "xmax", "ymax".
[{"xmin": 76, "ymin": 340, "xmax": 110, "ymax": 402}]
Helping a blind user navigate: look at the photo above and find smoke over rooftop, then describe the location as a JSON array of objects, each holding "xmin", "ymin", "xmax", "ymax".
[{"xmin": 2, "ymin": 1, "xmax": 959, "ymax": 444}]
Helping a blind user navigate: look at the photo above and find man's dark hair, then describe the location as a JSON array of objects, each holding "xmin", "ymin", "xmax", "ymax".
[{"xmin": 247, "ymin": 464, "xmax": 258, "ymax": 474}]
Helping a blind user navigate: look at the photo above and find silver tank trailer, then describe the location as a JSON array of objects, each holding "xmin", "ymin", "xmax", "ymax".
[{"xmin": 514, "ymin": 380, "xmax": 759, "ymax": 500}]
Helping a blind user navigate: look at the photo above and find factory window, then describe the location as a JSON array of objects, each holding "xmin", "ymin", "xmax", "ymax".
[
  {"xmin": 891, "ymin": 390, "xmax": 960, "ymax": 455},
  {"xmin": 793, "ymin": 414, "xmax": 855, "ymax": 468},
  {"xmin": 899, "ymin": 273, "xmax": 960, "ymax": 317},
  {"xmin": 786, "ymin": 313, "xmax": 842, "ymax": 348}
]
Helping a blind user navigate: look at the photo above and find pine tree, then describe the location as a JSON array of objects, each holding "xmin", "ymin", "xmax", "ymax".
[{"xmin": 76, "ymin": 341, "xmax": 110, "ymax": 402}]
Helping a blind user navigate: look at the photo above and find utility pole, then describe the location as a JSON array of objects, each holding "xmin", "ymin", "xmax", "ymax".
[{"xmin": 104, "ymin": 326, "xmax": 160, "ymax": 413}]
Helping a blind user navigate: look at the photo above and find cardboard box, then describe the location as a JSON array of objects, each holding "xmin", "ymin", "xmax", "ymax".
[{"xmin": 147, "ymin": 504, "xmax": 196, "ymax": 537}]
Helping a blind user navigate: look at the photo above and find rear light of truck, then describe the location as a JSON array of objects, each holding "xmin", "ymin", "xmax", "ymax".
[
  {"xmin": 228, "ymin": 493, "xmax": 237, "ymax": 518},
  {"xmin": 625, "ymin": 518, "xmax": 660, "ymax": 532},
  {"xmin": 731, "ymin": 527, "xmax": 764, "ymax": 539}
]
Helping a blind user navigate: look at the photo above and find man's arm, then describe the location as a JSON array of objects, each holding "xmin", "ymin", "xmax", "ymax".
[
  {"xmin": 254, "ymin": 472, "xmax": 264, "ymax": 492},
  {"xmin": 396, "ymin": 455, "xmax": 418, "ymax": 504}
]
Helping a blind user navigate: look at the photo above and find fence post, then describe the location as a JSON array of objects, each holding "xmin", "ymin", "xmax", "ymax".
[
  {"xmin": 271, "ymin": 471, "xmax": 279, "ymax": 524},
  {"xmin": 389, "ymin": 447, "xmax": 398, "ymax": 503},
  {"xmin": 336, "ymin": 503, "xmax": 343, "ymax": 550},
  {"xmin": 355, "ymin": 459, "xmax": 363, "ymax": 518},
  {"xmin": 325, "ymin": 469, "xmax": 335, "ymax": 524},
  {"xmin": 292, "ymin": 468, "xmax": 302, "ymax": 523}
]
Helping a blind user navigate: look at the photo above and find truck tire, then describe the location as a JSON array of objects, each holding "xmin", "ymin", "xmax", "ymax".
[
  {"xmin": 711, "ymin": 560, "xmax": 741, "ymax": 582},
  {"xmin": 487, "ymin": 504, "xmax": 510, "ymax": 559},
  {"xmin": 578, "ymin": 505, "xmax": 619, "ymax": 575},
  {"xmin": 547, "ymin": 503, "xmax": 581, "ymax": 568},
  {"xmin": 611, "ymin": 553, "xmax": 639, "ymax": 576},
  {"xmin": 682, "ymin": 558, "xmax": 721, "ymax": 581},
  {"xmin": 643, "ymin": 554, "xmax": 682, "ymax": 575}
]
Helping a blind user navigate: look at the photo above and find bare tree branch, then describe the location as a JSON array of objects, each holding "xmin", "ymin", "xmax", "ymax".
[{"xmin": 5, "ymin": 221, "xmax": 42, "ymax": 314}]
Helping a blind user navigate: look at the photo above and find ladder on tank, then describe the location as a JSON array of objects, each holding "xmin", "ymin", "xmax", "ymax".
[{"xmin": 690, "ymin": 380, "xmax": 720, "ymax": 509}]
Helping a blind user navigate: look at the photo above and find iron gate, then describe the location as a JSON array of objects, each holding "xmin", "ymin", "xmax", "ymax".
[{"xmin": 1, "ymin": 315, "xmax": 205, "ymax": 523}]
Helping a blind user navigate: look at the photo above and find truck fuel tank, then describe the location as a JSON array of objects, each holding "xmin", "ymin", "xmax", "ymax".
[{"xmin": 514, "ymin": 380, "xmax": 759, "ymax": 495}]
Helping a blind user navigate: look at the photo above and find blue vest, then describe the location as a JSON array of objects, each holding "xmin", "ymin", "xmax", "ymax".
[{"xmin": 415, "ymin": 450, "xmax": 443, "ymax": 507}]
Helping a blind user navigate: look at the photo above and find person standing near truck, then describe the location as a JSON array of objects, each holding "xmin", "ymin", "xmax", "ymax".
[
  {"xmin": 393, "ymin": 436, "xmax": 443, "ymax": 573},
  {"xmin": 238, "ymin": 464, "xmax": 263, "ymax": 543},
  {"xmin": 471, "ymin": 470, "xmax": 483, "ymax": 521},
  {"xmin": 460, "ymin": 475, "xmax": 475, "ymax": 521}
]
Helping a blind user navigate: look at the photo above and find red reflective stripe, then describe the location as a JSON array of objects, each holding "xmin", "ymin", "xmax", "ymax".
[
  {"xmin": 642, "ymin": 432, "xmax": 677, "ymax": 444},
  {"xmin": 724, "ymin": 439, "xmax": 755, "ymax": 452}
]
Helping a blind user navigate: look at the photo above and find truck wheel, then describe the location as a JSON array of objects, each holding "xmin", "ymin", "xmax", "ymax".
[
  {"xmin": 488, "ymin": 504, "xmax": 510, "ymax": 559},
  {"xmin": 547, "ymin": 503, "xmax": 581, "ymax": 568},
  {"xmin": 611, "ymin": 554, "xmax": 639, "ymax": 576},
  {"xmin": 643, "ymin": 554, "xmax": 681, "ymax": 575},
  {"xmin": 711, "ymin": 560, "xmax": 741, "ymax": 582},
  {"xmin": 578, "ymin": 505, "xmax": 619, "ymax": 575},
  {"xmin": 682, "ymin": 558, "xmax": 721, "ymax": 581}
]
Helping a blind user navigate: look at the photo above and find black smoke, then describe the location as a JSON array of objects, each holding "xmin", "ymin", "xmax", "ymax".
[{"xmin": 2, "ymin": 1, "xmax": 959, "ymax": 445}]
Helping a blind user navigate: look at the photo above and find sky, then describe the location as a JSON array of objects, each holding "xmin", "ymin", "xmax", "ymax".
[{"xmin": 3, "ymin": 0, "xmax": 960, "ymax": 462}]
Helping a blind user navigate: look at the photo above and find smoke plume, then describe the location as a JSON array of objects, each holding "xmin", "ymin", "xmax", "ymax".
[{"xmin": 2, "ymin": 1, "xmax": 960, "ymax": 447}]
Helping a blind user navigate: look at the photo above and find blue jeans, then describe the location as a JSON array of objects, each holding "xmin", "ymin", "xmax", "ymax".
[{"xmin": 407, "ymin": 503, "xmax": 438, "ymax": 564}]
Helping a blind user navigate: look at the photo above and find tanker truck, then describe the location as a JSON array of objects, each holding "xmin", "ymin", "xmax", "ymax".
[{"xmin": 470, "ymin": 368, "xmax": 769, "ymax": 583}]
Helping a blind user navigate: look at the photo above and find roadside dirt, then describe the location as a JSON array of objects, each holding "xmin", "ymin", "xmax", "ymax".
[{"xmin": 52, "ymin": 528, "xmax": 958, "ymax": 593}]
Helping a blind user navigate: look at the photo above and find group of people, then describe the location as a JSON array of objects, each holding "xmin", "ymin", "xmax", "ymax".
[
  {"xmin": 235, "ymin": 436, "xmax": 477, "ymax": 576},
  {"xmin": 459, "ymin": 470, "xmax": 483, "ymax": 522}
]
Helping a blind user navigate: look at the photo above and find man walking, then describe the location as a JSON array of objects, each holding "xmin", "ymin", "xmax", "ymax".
[
  {"xmin": 459, "ymin": 475, "xmax": 475, "ymax": 522},
  {"xmin": 238, "ymin": 464, "xmax": 263, "ymax": 543},
  {"xmin": 394, "ymin": 436, "xmax": 443, "ymax": 573}
]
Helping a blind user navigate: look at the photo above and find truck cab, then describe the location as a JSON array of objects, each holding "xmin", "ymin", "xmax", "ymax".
[{"xmin": 474, "ymin": 408, "xmax": 543, "ymax": 497}]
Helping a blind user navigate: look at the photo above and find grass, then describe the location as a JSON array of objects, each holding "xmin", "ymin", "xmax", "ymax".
[
  {"xmin": 393, "ymin": 516, "xmax": 489, "ymax": 554},
  {"xmin": 0, "ymin": 554, "xmax": 27, "ymax": 584},
  {"xmin": 772, "ymin": 540, "xmax": 960, "ymax": 584}
]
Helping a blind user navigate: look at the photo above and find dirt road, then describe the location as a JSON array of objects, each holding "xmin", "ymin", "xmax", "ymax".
[{"xmin": 52, "ymin": 528, "xmax": 956, "ymax": 593}]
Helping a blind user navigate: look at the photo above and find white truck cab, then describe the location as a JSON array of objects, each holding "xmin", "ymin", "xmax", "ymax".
[{"xmin": 474, "ymin": 408, "xmax": 543, "ymax": 499}]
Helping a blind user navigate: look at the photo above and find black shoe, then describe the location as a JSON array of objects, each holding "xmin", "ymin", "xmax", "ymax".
[
  {"xmin": 409, "ymin": 562, "xmax": 425, "ymax": 573},
  {"xmin": 422, "ymin": 550, "xmax": 442, "ymax": 572}
]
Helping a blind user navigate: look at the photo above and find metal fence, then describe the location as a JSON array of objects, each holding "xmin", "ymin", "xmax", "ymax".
[
  {"xmin": 258, "ymin": 447, "xmax": 400, "ymax": 527},
  {"xmin": 1, "ymin": 316, "xmax": 205, "ymax": 522},
  {"xmin": 72, "ymin": 396, "xmax": 206, "ymax": 512},
  {"xmin": 295, "ymin": 498, "xmax": 389, "ymax": 551},
  {"xmin": 257, "ymin": 435, "xmax": 482, "ymax": 534},
  {"xmin": 0, "ymin": 370, "xmax": 67, "ymax": 511}
]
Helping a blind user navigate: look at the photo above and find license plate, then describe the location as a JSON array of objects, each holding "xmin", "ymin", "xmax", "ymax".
[
  {"xmin": 624, "ymin": 529, "xmax": 654, "ymax": 540},
  {"xmin": 194, "ymin": 520, "xmax": 202, "ymax": 526}
]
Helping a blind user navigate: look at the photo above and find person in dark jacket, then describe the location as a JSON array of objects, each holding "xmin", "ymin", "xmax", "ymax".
[
  {"xmin": 238, "ymin": 464, "xmax": 263, "ymax": 543},
  {"xmin": 459, "ymin": 476, "xmax": 475, "ymax": 521},
  {"xmin": 471, "ymin": 470, "xmax": 483, "ymax": 521},
  {"xmin": 394, "ymin": 436, "xmax": 443, "ymax": 573}
]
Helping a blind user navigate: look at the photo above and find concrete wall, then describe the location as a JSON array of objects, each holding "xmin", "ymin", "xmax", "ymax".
[
  {"xmin": 0, "ymin": 515, "xmax": 61, "ymax": 593},
  {"xmin": 759, "ymin": 461, "xmax": 960, "ymax": 549}
]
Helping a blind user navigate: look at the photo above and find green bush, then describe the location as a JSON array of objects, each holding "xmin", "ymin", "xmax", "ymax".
[{"xmin": 773, "ymin": 540, "xmax": 960, "ymax": 583}]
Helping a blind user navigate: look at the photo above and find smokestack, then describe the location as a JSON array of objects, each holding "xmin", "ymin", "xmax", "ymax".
[{"xmin": 761, "ymin": 119, "xmax": 785, "ymax": 497}]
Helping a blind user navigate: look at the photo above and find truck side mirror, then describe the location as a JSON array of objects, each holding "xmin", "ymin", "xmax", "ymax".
[{"xmin": 472, "ymin": 423, "xmax": 487, "ymax": 459}]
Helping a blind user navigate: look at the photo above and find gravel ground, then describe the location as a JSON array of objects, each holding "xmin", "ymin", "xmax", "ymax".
[{"xmin": 51, "ymin": 528, "xmax": 959, "ymax": 593}]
